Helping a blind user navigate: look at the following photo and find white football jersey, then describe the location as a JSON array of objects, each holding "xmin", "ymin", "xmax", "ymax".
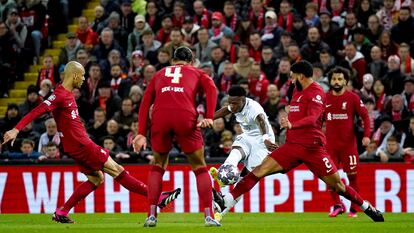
[{"xmin": 234, "ymin": 98, "xmax": 275, "ymax": 139}]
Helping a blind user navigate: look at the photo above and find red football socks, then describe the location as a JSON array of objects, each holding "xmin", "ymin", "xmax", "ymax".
[
  {"xmin": 147, "ymin": 165, "xmax": 165, "ymax": 217},
  {"xmin": 115, "ymin": 170, "xmax": 148, "ymax": 196},
  {"xmin": 329, "ymin": 190, "xmax": 342, "ymax": 206},
  {"xmin": 194, "ymin": 167, "xmax": 213, "ymax": 218},
  {"xmin": 338, "ymin": 185, "xmax": 364, "ymax": 206},
  {"xmin": 230, "ymin": 172, "xmax": 261, "ymax": 200},
  {"xmin": 61, "ymin": 180, "xmax": 97, "ymax": 213},
  {"xmin": 347, "ymin": 174, "xmax": 359, "ymax": 211}
]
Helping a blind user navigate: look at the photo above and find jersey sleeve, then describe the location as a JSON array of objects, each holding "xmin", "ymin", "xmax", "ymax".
[
  {"xmin": 354, "ymin": 95, "xmax": 371, "ymax": 138},
  {"xmin": 138, "ymin": 74, "xmax": 156, "ymax": 135},
  {"xmin": 249, "ymin": 100, "xmax": 264, "ymax": 122},
  {"xmin": 291, "ymin": 90, "xmax": 325, "ymax": 129},
  {"xmin": 199, "ymin": 70, "xmax": 218, "ymax": 119},
  {"xmin": 15, "ymin": 93, "xmax": 62, "ymax": 131}
]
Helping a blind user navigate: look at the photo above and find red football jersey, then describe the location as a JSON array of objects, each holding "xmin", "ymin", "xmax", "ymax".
[
  {"xmin": 286, "ymin": 82, "xmax": 327, "ymax": 147},
  {"xmin": 138, "ymin": 64, "xmax": 217, "ymax": 135},
  {"xmin": 16, "ymin": 85, "xmax": 93, "ymax": 153},
  {"xmin": 325, "ymin": 90, "xmax": 371, "ymax": 148}
]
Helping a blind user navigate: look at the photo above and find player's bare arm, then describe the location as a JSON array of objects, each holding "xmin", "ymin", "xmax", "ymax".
[
  {"xmin": 2, "ymin": 128, "xmax": 19, "ymax": 146},
  {"xmin": 213, "ymin": 106, "xmax": 231, "ymax": 120},
  {"xmin": 256, "ymin": 114, "xmax": 278, "ymax": 151},
  {"xmin": 132, "ymin": 134, "xmax": 147, "ymax": 153}
]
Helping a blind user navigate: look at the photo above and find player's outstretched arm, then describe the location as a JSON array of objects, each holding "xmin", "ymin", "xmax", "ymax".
[
  {"xmin": 256, "ymin": 114, "xmax": 278, "ymax": 151},
  {"xmin": 2, "ymin": 128, "xmax": 19, "ymax": 146},
  {"xmin": 132, "ymin": 134, "xmax": 147, "ymax": 153},
  {"xmin": 213, "ymin": 106, "xmax": 231, "ymax": 120}
]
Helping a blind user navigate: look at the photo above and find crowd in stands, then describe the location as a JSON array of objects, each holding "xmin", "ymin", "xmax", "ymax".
[{"xmin": 1, "ymin": 0, "xmax": 414, "ymax": 164}]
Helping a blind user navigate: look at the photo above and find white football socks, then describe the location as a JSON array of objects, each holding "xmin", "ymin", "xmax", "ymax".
[
  {"xmin": 360, "ymin": 201, "xmax": 369, "ymax": 211},
  {"xmin": 224, "ymin": 149, "xmax": 243, "ymax": 167}
]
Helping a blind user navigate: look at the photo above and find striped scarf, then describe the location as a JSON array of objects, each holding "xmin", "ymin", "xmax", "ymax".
[
  {"xmin": 249, "ymin": 9, "xmax": 264, "ymax": 31},
  {"xmin": 194, "ymin": 9, "xmax": 210, "ymax": 28}
]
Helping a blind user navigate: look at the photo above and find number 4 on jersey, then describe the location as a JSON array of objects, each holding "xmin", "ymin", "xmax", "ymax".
[{"xmin": 165, "ymin": 66, "xmax": 182, "ymax": 84}]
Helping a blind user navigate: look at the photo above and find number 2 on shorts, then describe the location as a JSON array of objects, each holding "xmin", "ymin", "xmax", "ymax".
[
  {"xmin": 165, "ymin": 66, "xmax": 182, "ymax": 84},
  {"xmin": 322, "ymin": 157, "xmax": 332, "ymax": 169}
]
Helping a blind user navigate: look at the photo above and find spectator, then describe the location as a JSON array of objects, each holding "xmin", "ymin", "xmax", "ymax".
[
  {"xmin": 273, "ymin": 31, "xmax": 291, "ymax": 61},
  {"xmin": 365, "ymin": 98, "xmax": 380, "ymax": 135},
  {"xmin": 391, "ymin": 6, "xmax": 414, "ymax": 44},
  {"xmin": 260, "ymin": 10, "xmax": 284, "ymax": 48},
  {"xmin": 92, "ymin": 27, "xmax": 125, "ymax": 62},
  {"xmin": 129, "ymin": 85, "xmax": 143, "ymax": 112},
  {"xmin": 119, "ymin": 0, "xmax": 136, "ymax": 34},
  {"xmin": 260, "ymin": 46, "xmax": 278, "ymax": 83},
  {"xmin": 181, "ymin": 16, "xmax": 199, "ymax": 44},
  {"xmin": 378, "ymin": 30, "xmax": 399, "ymax": 61},
  {"xmin": 219, "ymin": 34, "xmax": 238, "ymax": 64},
  {"xmin": 38, "ymin": 79, "xmax": 53, "ymax": 99},
  {"xmin": 19, "ymin": 85, "xmax": 41, "ymax": 117},
  {"xmin": 319, "ymin": 49, "xmax": 335, "ymax": 75},
  {"xmin": 373, "ymin": 79, "xmax": 390, "ymax": 112},
  {"xmin": 287, "ymin": 43, "xmax": 302, "ymax": 64},
  {"xmin": 248, "ymin": 62, "xmax": 269, "ymax": 104},
  {"xmin": 278, "ymin": 0, "xmax": 294, "ymax": 32},
  {"xmin": 193, "ymin": 0, "xmax": 211, "ymax": 29},
  {"xmin": 355, "ymin": 0, "xmax": 375, "ymax": 27},
  {"xmin": 145, "ymin": 0, "xmax": 162, "ymax": 33},
  {"xmin": 171, "ymin": 1, "xmax": 186, "ymax": 28},
  {"xmin": 138, "ymin": 64, "xmax": 156, "ymax": 90},
  {"xmin": 137, "ymin": 29, "xmax": 161, "ymax": 65},
  {"xmin": 217, "ymin": 61, "xmax": 240, "ymax": 95},
  {"xmin": 91, "ymin": 5, "xmax": 107, "ymax": 32},
  {"xmin": 0, "ymin": 103, "xmax": 20, "ymax": 134},
  {"xmin": 360, "ymin": 74, "xmax": 375, "ymax": 101},
  {"xmin": 403, "ymin": 116, "xmax": 414, "ymax": 151},
  {"xmin": 248, "ymin": 32, "xmax": 262, "ymax": 62},
  {"xmin": 300, "ymin": 27, "xmax": 330, "ymax": 64},
  {"xmin": 92, "ymin": 80, "xmax": 122, "ymax": 119},
  {"xmin": 76, "ymin": 16, "xmax": 98, "ymax": 51},
  {"xmin": 163, "ymin": 27, "xmax": 190, "ymax": 59},
  {"xmin": 387, "ymin": 94, "xmax": 412, "ymax": 131},
  {"xmin": 105, "ymin": 12, "xmax": 129, "ymax": 50},
  {"xmin": 368, "ymin": 46, "xmax": 388, "ymax": 80},
  {"xmin": 126, "ymin": 118, "xmax": 138, "ymax": 150},
  {"xmin": 7, "ymin": 139, "xmax": 40, "ymax": 159},
  {"xmin": 127, "ymin": 14, "xmax": 150, "ymax": 59},
  {"xmin": 345, "ymin": 43, "xmax": 366, "ymax": 89},
  {"xmin": 317, "ymin": 10, "xmax": 339, "ymax": 52},
  {"xmin": 194, "ymin": 27, "xmax": 216, "ymax": 63},
  {"xmin": 291, "ymin": 15, "xmax": 308, "ymax": 45},
  {"xmin": 376, "ymin": 0, "xmax": 400, "ymax": 31},
  {"xmin": 102, "ymin": 136, "xmax": 122, "ymax": 157},
  {"xmin": 304, "ymin": 2, "xmax": 319, "ymax": 27},
  {"xmin": 366, "ymin": 15, "xmax": 383, "ymax": 44},
  {"xmin": 352, "ymin": 27, "xmax": 373, "ymax": 63},
  {"xmin": 373, "ymin": 115, "xmax": 404, "ymax": 152},
  {"xmin": 104, "ymin": 119, "xmax": 125, "ymax": 150},
  {"xmin": 223, "ymin": 1, "xmax": 238, "ymax": 32},
  {"xmin": 0, "ymin": 20, "xmax": 17, "ymax": 97},
  {"xmin": 262, "ymin": 84, "xmax": 281, "ymax": 123},
  {"xmin": 235, "ymin": 15, "xmax": 255, "ymax": 45},
  {"xmin": 273, "ymin": 58, "xmax": 291, "ymax": 99},
  {"xmin": 83, "ymin": 63, "xmax": 102, "ymax": 103},
  {"xmin": 58, "ymin": 32, "xmax": 84, "ymax": 68},
  {"xmin": 378, "ymin": 136, "xmax": 405, "ymax": 162},
  {"xmin": 112, "ymin": 98, "xmax": 138, "ymax": 136},
  {"xmin": 154, "ymin": 48, "xmax": 171, "ymax": 71},
  {"xmin": 72, "ymin": 87, "xmax": 92, "ymax": 122},
  {"xmin": 402, "ymin": 77, "xmax": 414, "ymax": 112},
  {"xmin": 205, "ymin": 118, "xmax": 226, "ymax": 157},
  {"xmin": 312, "ymin": 63, "xmax": 329, "ymax": 92},
  {"xmin": 87, "ymin": 107, "xmax": 107, "ymax": 143},
  {"xmin": 383, "ymin": 55, "xmax": 405, "ymax": 95},
  {"xmin": 234, "ymin": 45, "xmax": 253, "ymax": 78},
  {"xmin": 209, "ymin": 11, "xmax": 234, "ymax": 44},
  {"xmin": 37, "ymin": 55, "xmax": 60, "ymax": 88},
  {"xmin": 156, "ymin": 14, "xmax": 173, "ymax": 44},
  {"xmin": 37, "ymin": 118, "xmax": 60, "ymax": 154},
  {"xmin": 210, "ymin": 46, "xmax": 225, "ymax": 76},
  {"xmin": 38, "ymin": 141, "xmax": 60, "ymax": 161},
  {"xmin": 398, "ymin": 43, "xmax": 414, "ymax": 76},
  {"xmin": 333, "ymin": 11, "xmax": 360, "ymax": 59},
  {"xmin": 360, "ymin": 140, "xmax": 379, "ymax": 161},
  {"xmin": 100, "ymin": 49, "xmax": 127, "ymax": 80},
  {"xmin": 329, "ymin": 0, "xmax": 346, "ymax": 27},
  {"xmin": 109, "ymin": 63, "xmax": 128, "ymax": 97},
  {"xmin": 5, "ymin": 8, "xmax": 27, "ymax": 49}
]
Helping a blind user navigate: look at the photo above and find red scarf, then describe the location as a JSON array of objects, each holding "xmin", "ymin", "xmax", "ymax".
[
  {"xmin": 226, "ymin": 14, "xmax": 238, "ymax": 32},
  {"xmin": 87, "ymin": 77, "xmax": 100, "ymax": 103},
  {"xmin": 156, "ymin": 28, "xmax": 171, "ymax": 44},
  {"xmin": 220, "ymin": 74, "xmax": 233, "ymax": 93},
  {"xmin": 392, "ymin": 110, "xmax": 402, "ymax": 121},
  {"xmin": 38, "ymin": 67, "xmax": 56, "ymax": 87},
  {"xmin": 127, "ymin": 132, "xmax": 136, "ymax": 148},
  {"xmin": 249, "ymin": 9, "xmax": 264, "ymax": 31},
  {"xmin": 172, "ymin": 15, "xmax": 184, "ymax": 27},
  {"xmin": 194, "ymin": 9, "xmax": 210, "ymax": 28},
  {"xmin": 278, "ymin": 12, "xmax": 293, "ymax": 32},
  {"xmin": 212, "ymin": 24, "xmax": 225, "ymax": 37},
  {"xmin": 229, "ymin": 44, "xmax": 237, "ymax": 63},
  {"xmin": 148, "ymin": 15, "xmax": 156, "ymax": 28},
  {"xmin": 405, "ymin": 56, "xmax": 412, "ymax": 75},
  {"xmin": 98, "ymin": 96, "xmax": 108, "ymax": 112},
  {"xmin": 249, "ymin": 47, "xmax": 262, "ymax": 62},
  {"xmin": 375, "ymin": 92, "xmax": 385, "ymax": 111}
]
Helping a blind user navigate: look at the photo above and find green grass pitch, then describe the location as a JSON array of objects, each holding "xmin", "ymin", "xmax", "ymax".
[{"xmin": 0, "ymin": 213, "xmax": 413, "ymax": 233}]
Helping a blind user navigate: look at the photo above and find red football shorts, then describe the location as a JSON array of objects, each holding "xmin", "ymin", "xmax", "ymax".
[
  {"xmin": 326, "ymin": 144, "xmax": 359, "ymax": 173},
  {"xmin": 69, "ymin": 142, "xmax": 109, "ymax": 175},
  {"xmin": 151, "ymin": 109, "xmax": 203, "ymax": 154},
  {"xmin": 270, "ymin": 142, "xmax": 337, "ymax": 177}
]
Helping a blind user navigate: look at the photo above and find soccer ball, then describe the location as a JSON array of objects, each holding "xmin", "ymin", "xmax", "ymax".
[{"xmin": 218, "ymin": 164, "xmax": 240, "ymax": 185}]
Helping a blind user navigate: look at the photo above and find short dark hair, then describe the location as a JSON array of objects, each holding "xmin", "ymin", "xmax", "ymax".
[
  {"xmin": 290, "ymin": 60, "xmax": 313, "ymax": 77},
  {"xmin": 327, "ymin": 66, "xmax": 351, "ymax": 83},
  {"xmin": 46, "ymin": 141, "xmax": 57, "ymax": 147},
  {"xmin": 228, "ymin": 85, "xmax": 247, "ymax": 97}
]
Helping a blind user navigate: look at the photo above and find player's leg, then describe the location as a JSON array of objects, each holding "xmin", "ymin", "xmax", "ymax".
[
  {"xmin": 186, "ymin": 147, "xmax": 221, "ymax": 226},
  {"xmin": 326, "ymin": 147, "xmax": 345, "ymax": 217},
  {"xmin": 53, "ymin": 171, "xmax": 103, "ymax": 223},
  {"xmin": 210, "ymin": 146, "xmax": 246, "ymax": 187},
  {"xmin": 343, "ymin": 150, "xmax": 360, "ymax": 217}
]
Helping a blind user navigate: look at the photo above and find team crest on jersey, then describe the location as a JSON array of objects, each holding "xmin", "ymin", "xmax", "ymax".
[
  {"xmin": 327, "ymin": 112, "xmax": 332, "ymax": 121},
  {"xmin": 342, "ymin": 101, "xmax": 347, "ymax": 110}
]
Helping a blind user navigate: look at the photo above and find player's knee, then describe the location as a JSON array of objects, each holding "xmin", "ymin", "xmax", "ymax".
[{"xmin": 332, "ymin": 182, "xmax": 346, "ymax": 193}]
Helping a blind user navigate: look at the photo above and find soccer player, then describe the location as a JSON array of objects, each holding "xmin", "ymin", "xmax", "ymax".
[
  {"xmin": 325, "ymin": 66, "xmax": 371, "ymax": 218},
  {"xmin": 213, "ymin": 60, "xmax": 384, "ymax": 222},
  {"xmin": 132, "ymin": 46, "xmax": 220, "ymax": 227},
  {"xmin": 2, "ymin": 61, "xmax": 181, "ymax": 223},
  {"xmin": 210, "ymin": 85, "xmax": 278, "ymax": 217}
]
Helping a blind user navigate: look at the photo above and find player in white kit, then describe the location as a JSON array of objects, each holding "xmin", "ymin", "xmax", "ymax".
[{"xmin": 210, "ymin": 85, "xmax": 278, "ymax": 220}]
